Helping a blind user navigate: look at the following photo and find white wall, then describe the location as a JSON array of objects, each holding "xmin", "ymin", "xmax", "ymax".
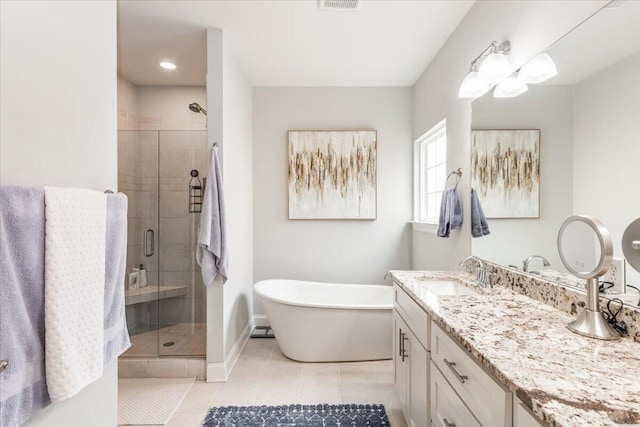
[
  {"xmin": 411, "ymin": 0, "xmax": 607, "ymax": 271},
  {"xmin": 206, "ymin": 28, "xmax": 225, "ymax": 372},
  {"xmin": 252, "ymin": 87, "xmax": 413, "ymax": 315},
  {"xmin": 205, "ymin": 28, "xmax": 254, "ymax": 379},
  {"xmin": 0, "ymin": 1, "xmax": 118, "ymax": 426},
  {"xmin": 572, "ymin": 53, "xmax": 640, "ymax": 285},
  {"xmin": 471, "ymin": 85, "xmax": 573, "ymax": 270},
  {"xmin": 222, "ymin": 48, "xmax": 254, "ymax": 357}
]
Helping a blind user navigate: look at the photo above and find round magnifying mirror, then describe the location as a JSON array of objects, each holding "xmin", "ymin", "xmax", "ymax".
[
  {"xmin": 557, "ymin": 215, "xmax": 619, "ymax": 340},
  {"xmin": 558, "ymin": 215, "xmax": 612, "ymax": 279},
  {"xmin": 622, "ymin": 218, "xmax": 640, "ymax": 274}
]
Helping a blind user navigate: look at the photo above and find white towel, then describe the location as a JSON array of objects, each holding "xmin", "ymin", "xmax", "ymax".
[
  {"xmin": 43, "ymin": 187, "xmax": 106, "ymax": 402},
  {"xmin": 196, "ymin": 148, "xmax": 229, "ymax": 286}
]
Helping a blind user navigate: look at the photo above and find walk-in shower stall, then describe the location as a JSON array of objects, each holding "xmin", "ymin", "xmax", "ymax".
[{"xmin": 117, "ymin": 130, "xmax": 208, "ymax": 358}]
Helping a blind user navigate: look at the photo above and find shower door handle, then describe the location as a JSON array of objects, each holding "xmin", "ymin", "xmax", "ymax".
[{"xmin": 144, "ymin": 229, "xmax": 155, "ymax": 257}]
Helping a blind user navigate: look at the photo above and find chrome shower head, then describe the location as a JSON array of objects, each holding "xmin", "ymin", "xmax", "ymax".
[{"xmin": 188, "ymin": 102, "xmax": 207, "ymax": 115}]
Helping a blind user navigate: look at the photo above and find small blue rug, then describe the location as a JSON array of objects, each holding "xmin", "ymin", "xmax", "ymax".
[{"xmin": 202, "ymin": 404, "xmax": 390, "ymax": 427}]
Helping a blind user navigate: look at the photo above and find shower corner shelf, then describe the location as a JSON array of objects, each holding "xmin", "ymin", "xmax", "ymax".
[{"xmin": 125, "ymin": 285, "xmax": 188, "ymax": 306}]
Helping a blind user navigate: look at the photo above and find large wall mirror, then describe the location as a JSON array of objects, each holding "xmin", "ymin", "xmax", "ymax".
[{"xmin": 470, "ymin": 1, "xmax": 640, "ymax": 306}]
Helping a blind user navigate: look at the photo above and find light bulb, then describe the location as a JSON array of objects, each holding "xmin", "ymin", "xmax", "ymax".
[
  {"xmin": 458, "ymin": 71, "xmax": 492, "ymax": 98},
  {"xmin": 160, "ymin": 62, "xmax": 177, "ymax": 70},
  {"xmin": 477, "ymin": 53, "xmax": 512, "ymax": 84},
  {"xmin": 494, "ymin": 74, "xmax": 528, "ymax": 98},
  {"xmin": 519, "ymin": 53, "xmax": 557, "ymax": 83}
]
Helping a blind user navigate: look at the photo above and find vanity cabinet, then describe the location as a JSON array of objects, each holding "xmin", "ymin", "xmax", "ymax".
[
  {"xmin": 393, "ymin": 285, "xmax": 429, "ymax": 427},
  {"xmin": 431, "ymin": 322, "xmax": 512, "ymax": 427}
]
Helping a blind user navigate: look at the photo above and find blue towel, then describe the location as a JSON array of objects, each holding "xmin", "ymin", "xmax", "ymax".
[
  {"xmin": 471, "ymin": 188, "xmax": 490, "ymax": 238},
  {"xmin": 0, "ymin": 185, "xmax": 131, "ymax": 426},
  {"xmin": 437, "ymin": 188, "xmax": 463, "ymax": 238},
  {"xmin": 197, "ymin": 148, "xmax": 229, "ymax": 285}
]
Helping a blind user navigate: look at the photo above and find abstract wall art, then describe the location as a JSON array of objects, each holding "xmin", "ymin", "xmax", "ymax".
[
  {"xmin": 471, "ymin": 129, "xmax": 540, "ymax": 218},
  {"xmin": 288, "ymin": 130, "xmax": 377, "ymax": 220}
]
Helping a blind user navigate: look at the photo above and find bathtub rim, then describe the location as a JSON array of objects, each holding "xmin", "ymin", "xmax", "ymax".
[{"xmin": 254, "ymin": 279, "xmax": 392, "ymax": 311}]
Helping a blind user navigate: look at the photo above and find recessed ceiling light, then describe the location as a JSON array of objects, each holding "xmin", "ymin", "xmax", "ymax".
[{"xmin": 160, "ymin": 62, "xmax": 176, "ymax": 70}]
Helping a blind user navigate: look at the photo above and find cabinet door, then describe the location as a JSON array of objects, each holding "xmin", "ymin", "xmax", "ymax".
[
  {"xmin": 394, "ymin": 310, "xmax": 409, "ymax": 416},
  {"xmin": 408, "ymin": 329, "xmax": 429, "ymax": 427}
]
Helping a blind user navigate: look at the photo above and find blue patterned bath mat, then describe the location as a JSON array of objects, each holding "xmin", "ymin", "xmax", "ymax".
[{"xmin": 202, "ymin": 404, "xmax": 390, "ymax": 426}]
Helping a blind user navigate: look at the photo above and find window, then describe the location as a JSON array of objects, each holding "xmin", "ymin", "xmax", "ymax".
[{"xmin": 414, "ymin": 119, "xmax": 447, "ymax": 223}]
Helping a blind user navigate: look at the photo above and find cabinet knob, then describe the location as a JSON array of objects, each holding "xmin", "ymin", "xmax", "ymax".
[
  {"xmin": 443, "ymin": 418, "xmax": 456, "ymax": 427},
  {"xmin": 0, "ymin": 359, "xmax": 8, "ymax": 373}
]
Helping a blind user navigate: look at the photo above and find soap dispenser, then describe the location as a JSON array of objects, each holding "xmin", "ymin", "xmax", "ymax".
[{"xmin": 138, "ymin": 264, "xmax": 148, "ymax": 288}]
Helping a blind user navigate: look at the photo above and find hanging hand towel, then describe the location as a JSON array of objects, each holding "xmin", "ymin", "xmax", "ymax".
[
  {"xmin": 437, "ymin": 188, "xmax": 463, "ymax": 238},
  {"xmin": 196, "ymin": 148, "xmax": 229, "ymax": 286},
  {"xmin": 471, "ymin": 188, "xmax": 491, "ymax": 238},
  {"xmin": 103, "ymin": 193, "xmax": 131, "ymax": 364},
  {"xmin": 43, "ymin": 187, "xmax": 106, "ymax": 402}
]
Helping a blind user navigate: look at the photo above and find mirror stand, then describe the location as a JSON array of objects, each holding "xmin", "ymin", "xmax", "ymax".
[
  {"xmin": 567, "ymin": 278, "xmax": 620, "ymax": 340},
  {"xmin": 558, "ymin": 215, "xmax": 620, "ymax": 341}
]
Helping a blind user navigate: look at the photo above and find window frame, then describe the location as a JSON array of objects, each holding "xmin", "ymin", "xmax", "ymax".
[{"xmin": 413, "ymin": 119, "xmax": 447, "ymax": 231}]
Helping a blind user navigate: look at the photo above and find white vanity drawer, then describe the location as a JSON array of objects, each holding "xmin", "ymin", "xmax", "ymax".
[
  {"xmin": 514, "ymin": 396, "xmax": 544, "ymax": 427},
  {"xmin": 431, "ymin": 322, "xmax": 511, "ymax": 427},
  {"xmin": 393, "ymin": 283, "xmax": 429, "ymax": 349},
  {"xmin": 431, "ymin": 360, "xmax": 481, "ymax": 427}
]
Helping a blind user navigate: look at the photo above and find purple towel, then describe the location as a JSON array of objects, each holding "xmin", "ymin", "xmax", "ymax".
[
  {"xmin": 0, "ymin": 185, "xmax": 49, "ymax": 427},
  {"xmin": 0, "ymin": 185, "xmax": 130, "ymax": 426}
]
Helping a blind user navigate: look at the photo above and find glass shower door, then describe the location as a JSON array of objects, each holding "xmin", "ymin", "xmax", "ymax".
[
  {"xmin": 118, "ymin": 130, "xmax": 207, "ymax": 358},
  {"xmin": 157, "ymin": 131, "xmax": 208, "ymax": 357},
  {"xmin": 118, "ymin": 130, "xmax": 161, "ymax": 357}
]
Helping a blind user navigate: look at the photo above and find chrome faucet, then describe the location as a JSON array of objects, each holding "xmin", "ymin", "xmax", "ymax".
[
  {"xmin": 459, "ymin": 256, "xmax": 492, "ymax": 288},
  {"xmin": 522, "ymin": 255, "xmax": 551, "ymax": 272}
]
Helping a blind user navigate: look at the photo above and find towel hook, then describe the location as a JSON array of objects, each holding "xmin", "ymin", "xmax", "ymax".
[{"xmin": 445, "ymin": 168, "xmax": 463, "ymax": 189}]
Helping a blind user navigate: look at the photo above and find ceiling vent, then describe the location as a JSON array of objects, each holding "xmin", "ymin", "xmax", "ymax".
[{"xmin": 318, "ymin": 0, "xmax": 361, "ymax": 11}]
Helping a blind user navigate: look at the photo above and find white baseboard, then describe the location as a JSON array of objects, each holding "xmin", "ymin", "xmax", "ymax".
[
  {"xmin": 206, "ymin": 321, "xmax": 251, "ymax": 382},
  {"xmin": 253, "ymin": 314, "xmax": 270, "ymax": 327}
]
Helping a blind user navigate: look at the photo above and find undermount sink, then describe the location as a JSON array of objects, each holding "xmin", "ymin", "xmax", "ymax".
[{"xmin": 418, "ymin": 280, "xmax": 479, "ymax": 296}]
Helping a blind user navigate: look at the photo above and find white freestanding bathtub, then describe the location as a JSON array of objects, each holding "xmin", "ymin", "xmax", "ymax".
[{"xmin": 254, "ymin": 279, "xmax": 393, "ymax": 362}]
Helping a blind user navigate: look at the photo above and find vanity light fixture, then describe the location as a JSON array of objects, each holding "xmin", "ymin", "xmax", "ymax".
[
  {"xmin": 458, "ymin": 70, "xmax": 492, "ymax": 98},
  {"xmin": 159, "ymin": 61, "xmax": 177, "ymax": 70},
  {"xmin": 476, "ymin": 41, "xmax": 512, "ymax": 84},
  {"xmin": 494, "ymin": 73, "xmax": 528, "ymax": 98},
  {"xmin": 458, "ymin": 40, "xmax": 512, "ymax": 98},
  {"xmin": 519, "ymin": 53, "xmax": 557, "ymax": 83}
]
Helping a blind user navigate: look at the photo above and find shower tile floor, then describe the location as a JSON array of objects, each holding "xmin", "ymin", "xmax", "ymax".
[
  {"xmin": 118, "ymin": 338, "xmax": 407, "ymax": 427},
  {"xmin": 123, "ymin": 323, "xmax": 206, "ymax": 357}
]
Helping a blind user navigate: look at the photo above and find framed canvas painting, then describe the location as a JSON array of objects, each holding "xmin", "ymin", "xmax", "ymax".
[
  {"xmin": 471, "ymin": 129, "xmax": 540, "ymax": 218},
  {"xmin": 288, "ymin": 130, "xmax": 377, "ymax": 220}
]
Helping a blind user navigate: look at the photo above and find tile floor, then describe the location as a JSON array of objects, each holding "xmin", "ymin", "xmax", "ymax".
[
  {"xmin": 119, "ymin": 337, "xmax": 407, "ymax": 427},
  {"xmin": 123, "ymin": 323, "xmax": 206, "ymax": 357}
]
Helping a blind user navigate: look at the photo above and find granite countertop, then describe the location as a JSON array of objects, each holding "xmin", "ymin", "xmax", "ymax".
[{"xmin": 390, "ymin": 270, "xmax": 640, "ymax": 427}]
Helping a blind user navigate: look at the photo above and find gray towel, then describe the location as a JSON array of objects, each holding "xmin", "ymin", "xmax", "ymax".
[
  {"xmin": 0, "ymin": 185, "xmax": 49, "ymax": 427},
  {"xmin": 437, "ymin": 188, "xmax": 463, "ymax": 238},
  {"xmin": 0, "ymin": 186, "xmax": 131, "ymax": 426},
  {"xmin": 103, "ymin": 193, "xmax": 131, "ymax": 365},
  {"xmin": 471, "ymin": 188, "xmax": 491, "ymax": 238},
  {"xmin": 196, "ymin": 148, "xmax": 229, "ymax": 285}
]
